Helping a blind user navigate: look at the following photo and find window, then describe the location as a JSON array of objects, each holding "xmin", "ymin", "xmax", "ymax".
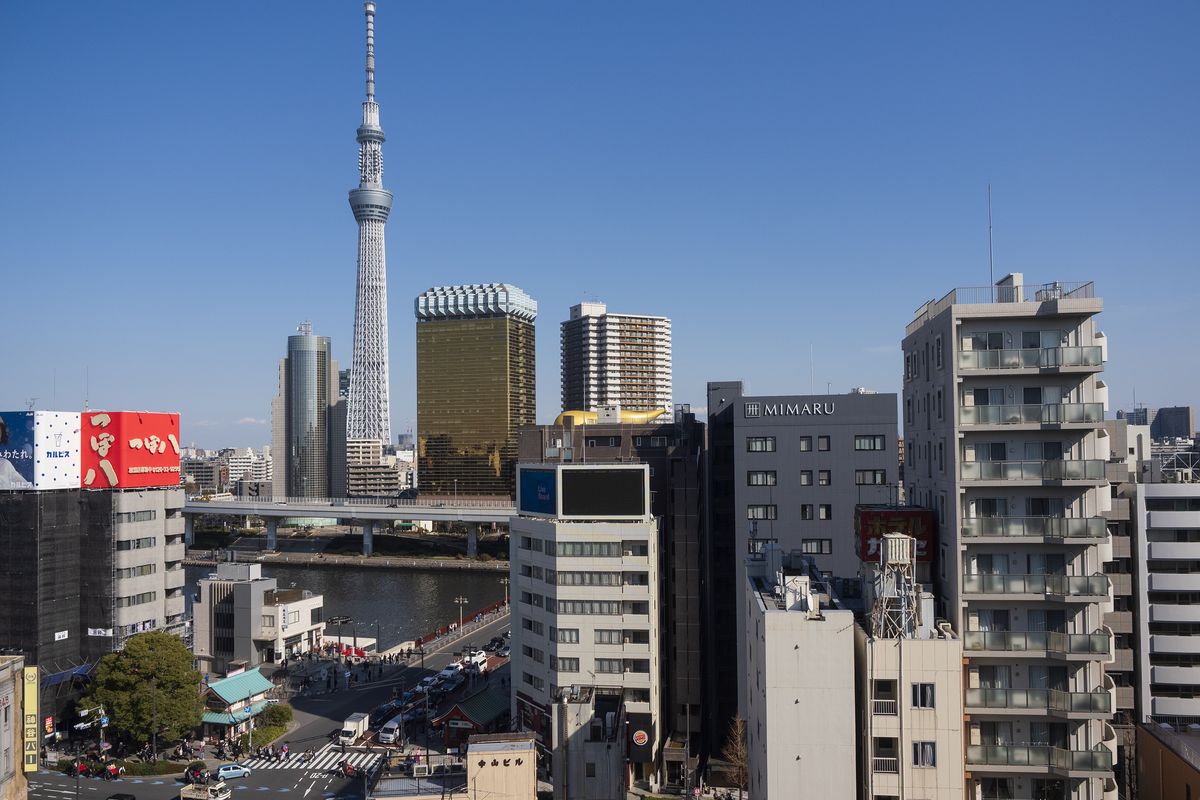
[
  {"xmin": 747, "ymin": 437, "xmax": 776, "ymax": 453},
  {"xmin": 522, "ymin": 645, "xmax": 545, "ymax": 664},
  {"xmin": 624, "ymin": 629, "xmax": 650, "ymax": 644},
  {"xmin": 557, "ymin": 600, "xmax": 621, "ymax": 615},
  {"xmin": 934, "ymin": 335, "xmax": 943, "ymax": 369},
  {"xmin": 595, "ymin": 659, "xmax": 622, "ymax": 674},
  {"xmin": 747, "ymin": 470, "xmax": 777, "ymax": 486},
  {"xmin": 799, "ymin": 436, "xmax": 812, "ymax": 452},
  {"xmin": 623, "ymin": 541, "xmax": 649, "ymax": 556},
  {"xmin": 116, "ymin": 536, "xmax": 157, "ymax": 551},
  {"xmin": 311, "ymin": 607, "xmax": 323, "ymax": 626},
  {"xmin": 800, "ymin": 470, "xmax": 812, "ymax": 486},
  {"xmin": 801, "ymin": 504, "xmax": 813, "ymax": 520},
  {"xmin": 115, "ymin": 563, "xmax": 157, "ymax": 579},
  {"xmin": 262, "ymin": 615, "xmax": 275, "ymax": 627},
  {"xmin": 556, "ymin": 541, "xmax": 621, "ymax": 557},
  {"xmin": 558, "ymin": 571, "xmax": 622, "ymax": 586},
  {"xmin": 912, "ymin": 683, "xmax": 935, "ymax": 708},
  {"xmin": 114, "ymin": 509, "xmax": 157, "ymax": 523},
  {"xmin": 289, "ymin": 610, "xmax": 300, "ymax": 624},
  {"xmin": 818, "ymin": 435, "xmax": 830, "ymax": 452},
  {"xmin": 116, "ymin": 591, "xmax": 157, "ymax": 608},
  {"xmin": 522, "ymin": 618, "xmax": 544, "ymax": 635},
  {"xmin": 622, "ymin": 572, "xmax": 649, "ymax": 586},
  {"xmin": 818, "ymin": 470, "xmax": 831, "ymax": 486},
  {"xmin": 856, "ymin": 470, "xmax": 887, "ymax": 485},
  {"xmin": 969, "ymin": 332, "xmax": 1003, "ymax": 350},
  {"xmin": 585, "ymin": 762, "xmax": 597, "ymax": 778},
  {"xmin": 595, "ymin": 629, "xmax": 621, "ymax": 645},
  {"xmin": 556, "ymin": 657, "xmax": 580, "ymax": 673},
  {"xmin": 747, "ymin": 505, "xmax": 777, "ymax": 521},
  {"xmin": 801, "ymin": 539, "xmax": 832, "ymax": 555},
  {"xmin": 855, "ymin": 435, "xmax": 886, "ymax": 451},
  {"xmin": 912, "ymin": 741, "xmax": 936, "ymax": 767},
  {"xmin": 522, "ymin": 673, "xmax": 544, "ymax": 691},
  {"xmin": 819, "ymin": 504, "xmax": 832, "ymax": 520}
]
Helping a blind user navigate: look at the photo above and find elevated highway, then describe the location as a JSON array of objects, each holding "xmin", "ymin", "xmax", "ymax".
[{"xmin": 184, "ymin": 495, "xmax": 516, "ymax": 556}]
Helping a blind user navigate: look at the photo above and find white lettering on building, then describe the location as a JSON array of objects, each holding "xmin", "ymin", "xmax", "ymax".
[{"xmin": 757, "ymin": 402, "xmax": 836, "ymax": 416}]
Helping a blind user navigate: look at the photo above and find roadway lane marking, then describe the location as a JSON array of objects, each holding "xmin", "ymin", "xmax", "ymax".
[{"xmin": 304, "ymin": 779, "xmax": 317, "ymax": 796}]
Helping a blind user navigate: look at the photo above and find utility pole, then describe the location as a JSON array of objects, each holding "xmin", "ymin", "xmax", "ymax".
[
  {"xmin": 499, "ymin": 577, "xmax": 509, "ymax": 607},
  {"xmin": 151, "ymin": 678, "xmax": 158, "ymax": 762},
  {"xmin": 454, "ymin": 596, "xmax": 468, "ymax": 632}
]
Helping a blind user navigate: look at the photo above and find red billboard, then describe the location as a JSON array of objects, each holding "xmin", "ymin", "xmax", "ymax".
[
  {"xmin": 81, "ymin": 411, "xmax": 181, "ymax": 489},
  {"xmin": 856, "ymin": 506, "xmax": 935, "ymax": 562}
]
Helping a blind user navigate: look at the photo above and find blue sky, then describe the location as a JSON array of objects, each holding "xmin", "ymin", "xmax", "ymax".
[{"xmin": 2, "ymin": 2, "xmax": 1196, "ymax": 448}]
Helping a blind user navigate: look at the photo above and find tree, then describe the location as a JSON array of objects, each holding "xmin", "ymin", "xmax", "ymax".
[
  {"xmin": 82, "ymin": 631, "xmax": 203, "ymax": 748},
  {"xmin": 721, "ymin": 716, "xmax": 748, "ymax": 800}
]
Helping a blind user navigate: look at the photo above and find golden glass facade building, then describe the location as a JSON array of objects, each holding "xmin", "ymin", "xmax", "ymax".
[{"xmin": 415, "ymin": 284, "xmax": 537, "ymax": 497}]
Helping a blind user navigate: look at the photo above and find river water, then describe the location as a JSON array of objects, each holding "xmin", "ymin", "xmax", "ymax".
[{"xmin": 185, "ymin": 565, "xmax": 507, "ymax": 651}]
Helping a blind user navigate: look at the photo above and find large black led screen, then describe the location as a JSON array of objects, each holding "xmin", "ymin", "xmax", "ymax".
[{"xmin": 560, "ymin": 468, "xmax": 646, "ymax": 517}]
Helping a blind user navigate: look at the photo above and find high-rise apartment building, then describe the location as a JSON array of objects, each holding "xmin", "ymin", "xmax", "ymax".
[
  {"xmin": 415, "ymin": 284, "xmax": 536, "ymax": 497},
  {"xmin": 509, "ymin": 464, "xmax": 661, "ymax": 797},
  {"xmin": 902, "ymin": 274, "xmax": 1116, "ymax": 800},
  {"xmin": 560, "ymin": 302, "xmax": 672, "ymax": 414},
  {"xmin": 270, "ymin": 324, "xmax": 342, "ymax": 498}
]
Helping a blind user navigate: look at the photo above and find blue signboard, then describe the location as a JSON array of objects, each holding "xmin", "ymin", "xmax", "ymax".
[
  {"xmin": 0, "ymin": 411, "xmax": 35, "ymax": 490},
  {"xmin": 519, "ymin": 469, "xmax": 557, "ymax": 516}
]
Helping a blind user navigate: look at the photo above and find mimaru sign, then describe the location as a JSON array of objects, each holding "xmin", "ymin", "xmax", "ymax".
[{"xmin": 745, "ymin": 402, "xmax": 836, "ymax": 417}]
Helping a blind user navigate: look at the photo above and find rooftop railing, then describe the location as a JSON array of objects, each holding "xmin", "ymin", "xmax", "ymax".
[{"xmin": 907, "ymin": 281, "xmax": 1096, "ymax": 335}]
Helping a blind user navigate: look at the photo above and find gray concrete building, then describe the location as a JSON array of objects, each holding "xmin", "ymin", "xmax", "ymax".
[
  {"xmin": 705, "ymin": 382, "xmax": 898, "ymax": 729},
  {"xmin": 902, "ymin": 274, "xmax": 1116, "ymax": 800},
  {"xmin": 192, "ymin": 562, "xmax": 325, "ymax": 676}
]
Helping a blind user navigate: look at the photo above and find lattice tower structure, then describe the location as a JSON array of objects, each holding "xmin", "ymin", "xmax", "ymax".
[{"xmin": 347, "ymin": 1, "xmax": 393, "ymax": 443}]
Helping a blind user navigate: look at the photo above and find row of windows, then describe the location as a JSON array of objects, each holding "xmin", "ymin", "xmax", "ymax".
[
  {"xmin": 556, "ymin": 600, "xmax": 649, "ymax": 615},
  {"xmin": 1148, "ymin": 498, "xmax": 1200, "ymax": 512},
  {"xmin": 750, "ymin": 469, "xmax": 888, "ymax": 487},
  {"xmin": 748, "ymin": 434, "xmax": 888, "ymax": 453},
  {"xmin": 518, "ymin": 539, "xmax": 650, "ymax": 557},
  {"xmin": 555, "ymin": 571, "xmax": 649, "ymax": 587},
  {"xmin": 116, "ymin": 590, "xmax": 157, "ymax": 608},
  {"xmin": 594, "ymin": 658, "xmax": 650, "ymax": 674},
  {"xmin": 116, "ymin": 536, "xmax": 157, "ymax": 551},
  {"xmin": 116, "ymin": 563, "xmax": 157, "ymax": 579},
  {"xmin": 748, "ymin": 504, "xmax": 833, "ymax": 521},
  {"xmin": 582, "ymin": 436, "xmax": 670, "ymax": 448},
  {"xmin": 554, "ymin": 628, "xmax": 650, "ymax": 645},
  {"xmin": 114, "ymin": 509, "xmax": 157, "ymax": 523}
]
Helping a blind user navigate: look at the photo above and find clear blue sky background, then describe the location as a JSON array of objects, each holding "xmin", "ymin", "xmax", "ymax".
[{"xmin": 2, "ymin": 2, "xmax": 1196, "ymax": 449}]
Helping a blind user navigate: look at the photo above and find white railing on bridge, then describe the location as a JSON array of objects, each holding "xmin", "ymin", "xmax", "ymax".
[{"xmin": 187, "ymin": 495, "xmax": 516, "ymax": 509}]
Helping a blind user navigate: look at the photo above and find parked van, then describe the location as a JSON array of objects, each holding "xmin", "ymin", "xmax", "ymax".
[
  {"xmin": 463, "ymin": 651, "xmax": 488, "ymax": 673},
  {"xmin": 377, "ymin": 716, "xmax": 403, "ymax": 745}
]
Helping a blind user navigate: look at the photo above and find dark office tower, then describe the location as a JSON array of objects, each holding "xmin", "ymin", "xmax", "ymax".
[
  {"xmin": 415, "ymin": 284, "xmax": 537, "ymax": 497},
  {"xmin": 1151, "ymin": 406, "xmax": 1196, "ymax": 439},
  {"xmin": 271, "ymin": 323, "xmax": 340, "ymax": 498}
]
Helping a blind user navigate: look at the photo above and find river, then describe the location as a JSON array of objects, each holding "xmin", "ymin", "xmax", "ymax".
[{"xmin": 185, "ymin": 564, "xmax": 507, "ymax": 651}]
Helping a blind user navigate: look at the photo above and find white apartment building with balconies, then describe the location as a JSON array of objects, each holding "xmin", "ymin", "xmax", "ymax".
[
  {"xmin": 509, "ymin": 463, "xmax": 661, "ymax": 798},
  {"xmin": 560, "ymin": 302, "xmax": 672, "ymax": 414},
  {"xmin": 903, "ymin": 274, "xmax": 1117, "ymax": 800},
  {"xmin": 1135, "ymin": 482, "xmax": 1200, "ymax": 725}
]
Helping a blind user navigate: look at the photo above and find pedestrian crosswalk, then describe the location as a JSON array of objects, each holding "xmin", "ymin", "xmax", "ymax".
[{"xmin": 240, "ymin": 742, "xmax": 382, "ymax": 772}]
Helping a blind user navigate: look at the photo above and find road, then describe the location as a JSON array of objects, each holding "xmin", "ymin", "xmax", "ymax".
[{"xmin": 28, "ymin": 614, "xmax": 512, "ymax": 800}]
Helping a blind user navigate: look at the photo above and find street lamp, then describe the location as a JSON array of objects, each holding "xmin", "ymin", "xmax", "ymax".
[
  {"xmin": 499, "ymin": 577, "xmax": 510, "ymax": 607},
  {"xmin": 453, "ymin": 479, "xmax": 457, "ymax": 502},
  {"xmin": 454, "ymin": 596, "xmax": 468, "ymax": 632}
]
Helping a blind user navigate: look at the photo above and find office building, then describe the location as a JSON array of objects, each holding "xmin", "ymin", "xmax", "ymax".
[
  {"xmin": 860, "ymin": 534, "xmax": 964, "ymax": 800},
  {"xmin": 225, "ymin": 447, "xmax": 272, "ymax": 485},
  {"xmin": 509, "ymin": 463, "xmax": 661, "ymax": 797},
  {"xmin": 519, "ymin": 407, "xmax": 705, "ymax": 788},
  {"xmin": 193, "ymin": 563, "xmax": 324, "ymax": 676},
  {"xmin": 270, "ymin": 323, "xmax": 342, "ymax": 498},
  {"xmin": 705, "ymin": 382, "xmax": 898, "ymax": 736},
  {"xmin": 346, "ymin": 1, "xmax": 393, "ymax": 445},
  {"xmin": 743, "ymin": 544, "xmax": 857, "ymax": 799},
  {"xmin": 346, "ymin": 437, "xmax": 410, "ymax": 497},
  {"xmin": 560, "ymin": 302, "xmax": 672, "ymax": 414},
  {"xmin": 1151, "ymin": 406, "xmax": 1196, "ymax": 441},
  {"xmin": 1116, "ymin": 407, "xmax": 1154, "ymax": 429},
  {"xmin": 0, "ymin": 655, "xmax": 29, "ymax": 800},
  {"xmin": 902, "ymin": 274, "xmax": 1116, "ymax": 800},
  {"xmin": 415, "ymin": 284, "xmax": 536, "ymax": 497},
  {"xmin": 182, "ymin": 457, "xmax": 228, "ymax": 493}
]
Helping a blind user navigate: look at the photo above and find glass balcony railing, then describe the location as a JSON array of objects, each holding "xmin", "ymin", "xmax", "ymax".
[
  {"xmin": 961, "ymin": 516, "xmax": 1107, "ymax": 539},
  {"xmin": 961, "ymin": 459, "xmax": 1105, "ymax": 481},
  {"xmin": 959, "ymin": 403, "xmax": 1104, "ymax": 426},
  {"xmin": 962, "ymin": 574, "xmax": 1110, "ymax": 597},
  {"xmin": 964, "ymin": 687, "xmax": 1111, "ymax": 714},
  {"xmin": 966, "ymin": 744, "xmax": 1112, "ymax": 772},
  {"xmin": 958, "ymin": 346, "xmax": 1104, "ymax": 371},
  {"xmin": 963, "ymin": 630, "xmax": 1112, "ymax": 657}
]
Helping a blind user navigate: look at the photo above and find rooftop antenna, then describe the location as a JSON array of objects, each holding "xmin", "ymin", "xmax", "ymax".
[
  {"xmin": 84, "ymin": 367, "xmax": 90, "ymax": 412},
  {"xmin": 298, "ymin": 320, "xmax": 313, "ymax": 336},
  {"xmin": 25, "ymin": 398, "xmax": 38, "ymax": 411},
  {"xmin": 987, "ymin": 183, "xmax": 995, "ymax": 287},
  {"xmin": 809, "ymin": 344, "xmax": 814, "ymax": 394}
]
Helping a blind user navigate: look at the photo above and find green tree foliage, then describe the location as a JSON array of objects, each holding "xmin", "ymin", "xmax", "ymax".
[
  {"xmin": 82, "ymin": 631, "xmax": 203, "ymax": 746},
  {"xmin": 260, "ymin": 703, "xmax": 293, "ymax": 728}
]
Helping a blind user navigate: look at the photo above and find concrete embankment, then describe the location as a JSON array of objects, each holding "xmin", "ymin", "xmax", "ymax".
[{"xmin": 184, "ymin": 549, "xmax": 509, "ymax": 572}]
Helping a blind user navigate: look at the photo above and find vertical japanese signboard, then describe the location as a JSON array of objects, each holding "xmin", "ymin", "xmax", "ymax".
[{"xmin": 23, "ymin": 666, "xmax": 39, "ymax": 772}]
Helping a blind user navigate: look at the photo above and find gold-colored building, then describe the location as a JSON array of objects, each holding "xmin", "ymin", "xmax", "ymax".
[{"xmin": 415, "ymin": 284, "xmax": 536, "ymax": 497}]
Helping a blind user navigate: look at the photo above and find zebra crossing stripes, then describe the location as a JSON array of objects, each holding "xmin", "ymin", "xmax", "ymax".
[{"xmin": 239, "ymin": 743, "xmax": 381, "ymax": 772}]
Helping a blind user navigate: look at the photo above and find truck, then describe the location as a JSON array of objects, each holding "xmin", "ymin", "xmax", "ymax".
[
  {"xmin": 339, "ymin": 712, "xmax": 370, "ymax": 746},
  {"xmin": 180, "ymin": 782, "xmax": 231, "ymax": 800}
]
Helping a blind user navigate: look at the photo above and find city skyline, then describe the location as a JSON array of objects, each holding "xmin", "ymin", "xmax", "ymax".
[{"xmin": 2, "ymin": 2, "xmax": 1197, "ymax": 448}]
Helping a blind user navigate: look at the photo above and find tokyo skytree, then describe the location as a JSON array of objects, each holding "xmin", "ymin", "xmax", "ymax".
[{"xmin": 347, "ymin": 1, "xmax": 392, "ymax": 443}]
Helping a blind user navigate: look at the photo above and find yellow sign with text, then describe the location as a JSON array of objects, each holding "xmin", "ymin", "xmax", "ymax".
[{"xmin": 23, "ymin": 667, "xmax": 38, "ymax": 772}]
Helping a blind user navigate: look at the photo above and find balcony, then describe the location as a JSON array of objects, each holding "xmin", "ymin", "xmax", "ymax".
[
  {"xmin": 1151, "ymin": 635, "xmax": 1200, "ymax": 655},
  {"xmin": 872, "ymin": 756, "xmax": 899, "ymax": 774},
  {"xmin": 1148, "ymin": 573, "xmax": 1200, "ymax": 592},
  {"xmin": 961, "ymin": 516, "xmax": 1107, "ymax": 542},
  {"xmin": 165, "ymin": 542, "xmax": 186, "ymax": 563},
  {"xmin": 964, "ymin": 687, "xmax": 1112, "ymax": 717},
  {"xmin": 959, "ymin": 403, "xmax": 1104, "ymax": 428},
  {"xmin": 966, "ymin": 744, "xmax": 1112, "ymax": 775},
  {"xmin": 872, "ymin": 698, "xmax": 898, "ymax": 716},
  {"xmin": 963, "ymin": 630, "xmax": 1111, "ymax": 659},
  {"xmin": 962, "ymin": 573, "xmax": 1110, "ymax": 601},
  {"xmin": 958, "ymin": 346, "xmax": 1103, "ymax": 373},
  {"xmin": 960, "ymin": 460, "xmax": 1106, "ymax": 483}
]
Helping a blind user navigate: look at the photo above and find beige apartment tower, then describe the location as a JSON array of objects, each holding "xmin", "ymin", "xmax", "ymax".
[
  {"xmin": 560, "ymin": 302, "xmax": 672, "ymax": 414},
  {"xmin": 902, "ymin": 274, "xmax": 1116, "ymax": 800}
]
